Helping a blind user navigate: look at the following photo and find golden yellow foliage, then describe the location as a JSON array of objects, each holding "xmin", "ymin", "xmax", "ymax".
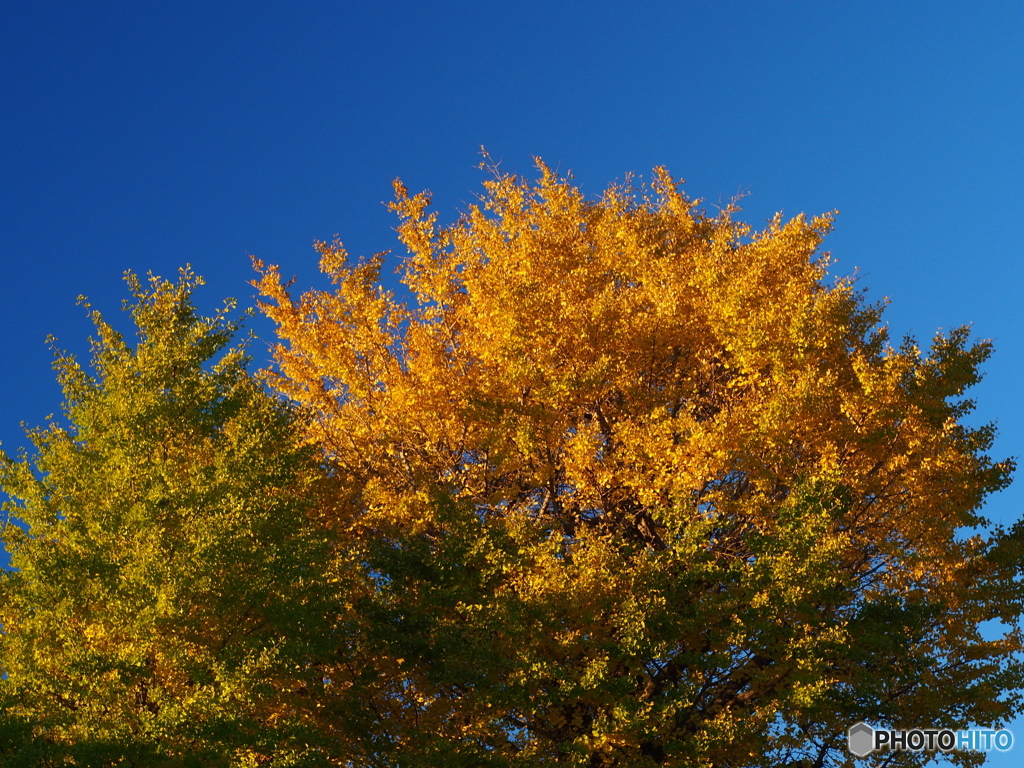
[
  {"xmin": 256, "ymin": 161, "xmax": 1020, "ymax": 766},
  {"xmin": 1, "ymin": 164, "xmax": 1018, "ymax": 767}
]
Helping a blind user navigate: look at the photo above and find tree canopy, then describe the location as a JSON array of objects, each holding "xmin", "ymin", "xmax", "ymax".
[
  {"xmin": 0, "ymin": 272, "xmax": 350, "ymax": 766},
  {"xmin": 2, "ymin": 163, "xmax": 1022, "ymax": 767}
]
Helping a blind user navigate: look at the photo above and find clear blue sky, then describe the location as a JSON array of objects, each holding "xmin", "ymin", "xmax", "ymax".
[{"xmin": 2, "ymin": 1, "xmax": 1022, "ymax": 761}]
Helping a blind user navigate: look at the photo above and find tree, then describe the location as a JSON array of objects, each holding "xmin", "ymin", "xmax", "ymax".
[
  {"xmin": 255, "ymin": 162, "xmax": 1023, "ymax": 767},
  {"xmin": 0, "ymin": 270, "xmax": 352, "ymax": 767}
]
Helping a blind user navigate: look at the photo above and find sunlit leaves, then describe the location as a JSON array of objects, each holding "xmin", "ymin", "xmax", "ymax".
[
  {"xmin": 0, "ymin": 270, "xmax": 342, "ymax": 766},
  {"xmin": 257, "ymin": 162, "xmax": 1020, "ymax": 766},
  {"xmin": 0, "ymin": 160, "xmax": 1019, "ymax": 767}
]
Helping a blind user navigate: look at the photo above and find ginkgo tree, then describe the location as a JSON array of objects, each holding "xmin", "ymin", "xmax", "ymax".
[
  {"xmin": 0, "ymin": 270, "xmax": 355, "ymax": 767},
  {"xmin": 256, "ymin": 161, "xmax": 1023, "ymax": 767},
  {"xmin": 1, "ymin": 162, "xmax": 1020, "ymax": 768}
]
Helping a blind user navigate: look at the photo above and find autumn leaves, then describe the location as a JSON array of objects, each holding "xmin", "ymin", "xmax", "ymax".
[{"xmin": 1, "ymin": 164, "xmax": 1020, "ymax": 767}]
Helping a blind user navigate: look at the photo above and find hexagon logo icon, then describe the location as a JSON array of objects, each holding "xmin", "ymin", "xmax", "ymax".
[{"xmin": 848, "ymin": 722, "xmax": 875, "ymax": 756}]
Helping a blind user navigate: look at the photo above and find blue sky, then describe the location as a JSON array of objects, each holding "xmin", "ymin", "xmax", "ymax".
[{"xmin": 2, "ymin": 0, "xmax": 1022, "ymax": 760}]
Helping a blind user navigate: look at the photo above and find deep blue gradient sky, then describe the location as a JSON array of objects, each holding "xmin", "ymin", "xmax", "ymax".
[{"xmin": 2, "ymin": 0, "xmax": 1022, "ymax": 755}]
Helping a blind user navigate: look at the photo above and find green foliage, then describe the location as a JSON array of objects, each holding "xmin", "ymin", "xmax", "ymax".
[
  {"xmin": 0, "ymin": 270, "xmax": 340, "ymax": 766},
  {"xmin": 1, "ymin": 164, "xmax": 1022, "ymax": 767}
]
